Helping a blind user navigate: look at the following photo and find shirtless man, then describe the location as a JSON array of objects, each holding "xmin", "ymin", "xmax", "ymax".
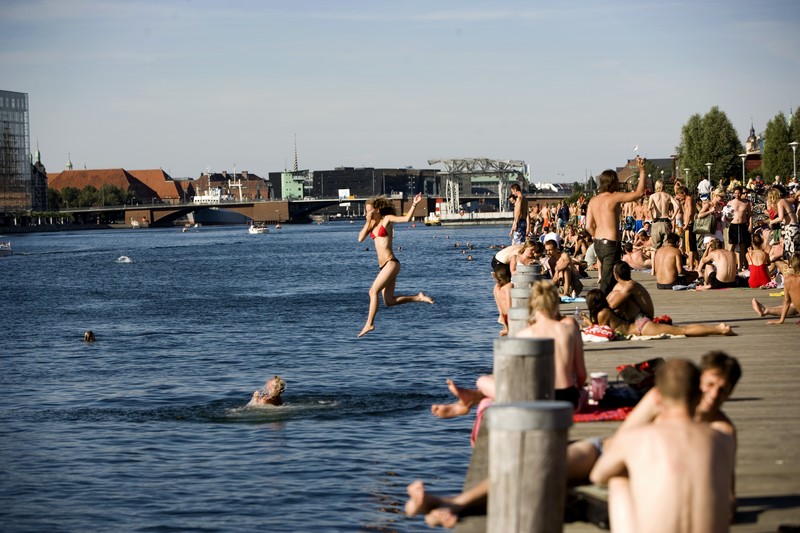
[
  {"xmin": 633, "ymin": 197, "xmax": 648, "ymax": 234},
  {"xmin": 590, "ymin": 358, "xmax": 735, "ymax": 533},
  {"xmin": 408, "ymin": 352, "xmax": 742, "ymax": 529},
  {"xmin": 606, "ymin": 261, "xmax": 654, "ymax": 322},
  {"xmin": 647, "ymin": 179, "xmax": 679, "ymax": 254},
  {"xmin": 766, "ymin": 253, "xmax": 800, "ymax": 326},
  {"xmin": 543, "ymin": 239, "xmax": 583, "ymax": 297},
  {"xmin": 620, "ymin": 242, "xmax": 651, "ymax": 270},
  {"xmin": 248, "ymin": 375, "xmax": 286, "ymax": 406},
  {"xmin": 654, "ymin": 233, "xmax": 699, "ymax": 289},
  {"xmin": 509, "ymin": 183, "xmax": 529, "ymax": 245},
  {"xmin": 586, "ymin": 157, "xmax": 647, "ymax": 295},
  {"xmin": 726, "ymin": 186, "xmax": 752, "ymax": 271},
  {"xmin": 622, "ymin": 201, "xmax": 636, "ymax": 242},
  {"xmin": 696, "ymin": 239, "xmax": 743, "ymax": 290},
  {"xmin": 675, "ymin": 184, "xmax": 698, "ymax": 270}
]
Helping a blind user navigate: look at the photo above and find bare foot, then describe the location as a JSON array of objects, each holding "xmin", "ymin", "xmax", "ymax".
[
  {"xmin": 358, "ymin": 324, "xmax": 375, "ymax": 338},
  {"xmin": 445, "ymin": 379, "xmax": 483, "ymax": 408},
  {"xmin": 405, "ymin": 480, "xmax": 445, "ymax": 517},
  {"xmin": 418, "ymin": 292, "xmax": 435, "ymax": 304},
  {"xmin": 719, "ymin": 323, "xmax": 736, "ymax": 336},
  {"xmin": 425, "ymin": 507, "xmax": 461, "ymax": 528},
  {"xmin": 431, "ymin": 402, "xmax": 471, "ymax": 418},
  {"xmin": 752, "ymin": 298, "xmax": 766, "ymax": 317}
]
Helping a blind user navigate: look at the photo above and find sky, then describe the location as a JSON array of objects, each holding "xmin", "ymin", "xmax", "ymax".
[{"xmin": 2, "ymin": 0, "xmax": 799, "ymax": 183}]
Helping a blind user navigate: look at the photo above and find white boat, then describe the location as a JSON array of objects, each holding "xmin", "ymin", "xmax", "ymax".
[
  {"xmin": 424, "ymin": 213, "xmax": 441, "ymax": 226},
  {"xmin": 0, "ymin": 241, "xmax": 12, "ymax": 257},
  {"xmin": 248, "ymin": 223, "xmax": 269, "ymax": 234}
]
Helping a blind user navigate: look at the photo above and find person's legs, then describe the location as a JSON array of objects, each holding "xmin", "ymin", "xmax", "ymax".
[
  {"xmin": 594, "ymin": 239, "xmax": 620, "ymax": 295},
  {"xmin": 405, "ymin": 479, "xmax": 489, "ymax": 523},
  {"xmin": 381, "ymin": 260, "xmax": 434, "ymax": 307},
  {"xmin": 642, "ymin": 321, "xmax": 734, "ymax": 337},
  {"xmin": 431, "ymin": 379, "xmax": 486, "ymax": 418},
  {"xmin": 359, "ymin": 262, "xmax": 400, "ymax": 337},
  {"xmin": 752, "ymin": 298, "xmax": 798, "ymax": 317}
]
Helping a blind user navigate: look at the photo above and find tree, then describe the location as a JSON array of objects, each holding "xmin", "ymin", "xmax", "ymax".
[
  {"xmin": 676, "ymin": 113, "xmax": 703, "ymax": 191},
  {"xmin": 791, "ymin": 107, "xmax": 800, "ymax": 145},
  {"xmin": 677, "ymin": 107, "xmax": 743, "ymax": 190},
  {"xmin": 47, "ymin": 188, "xmax": 63, "ymax": 210},
  {"xmin": 60, "ymin": 187, "xmax": 80, "ymax": 208},
  {"xmin": 78, "ymin": 185, "xmax": 99, "ymax": 207},
  {"xmin": 761, "ymin": 112, "xmax": 792, "ymax": 183}
]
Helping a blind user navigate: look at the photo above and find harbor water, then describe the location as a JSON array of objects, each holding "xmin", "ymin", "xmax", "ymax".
[{"xmin": 0, "ymin": 223, "xmax": 504, "ymax": 532}]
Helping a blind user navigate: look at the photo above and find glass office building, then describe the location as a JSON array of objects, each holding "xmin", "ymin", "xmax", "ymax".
[{"xmin": 1, "ymin": 90, "xmax": 31, "ymax": 213}]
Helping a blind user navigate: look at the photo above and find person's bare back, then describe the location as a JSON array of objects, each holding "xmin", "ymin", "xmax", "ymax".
[{"xmin": 517, "ymin": 311, "xmax": 585, "ymax": 391}]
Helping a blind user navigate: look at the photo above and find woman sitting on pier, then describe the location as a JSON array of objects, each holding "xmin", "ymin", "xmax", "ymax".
[
  {"xmin": 584, "ymin": 289, "xmax": 735, "ymax": 337},
  {"xmin": 357, "ymin": 193, "xmax": 434, "ymax": 337}
]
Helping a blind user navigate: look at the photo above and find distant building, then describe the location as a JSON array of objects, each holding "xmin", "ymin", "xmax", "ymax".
[
  {"xmin": 267, "ymin": 167, "xmax": 439, "ymax": 200},
  {"xmin": 47, "ymin": 168, "xmax": 186, "ymax": 205},
  {"xmin": 617, "ymin": 158, "xmax": 676, "ymax": 191},
  {"xmin": 1, "ymin": 90, "xmax": 48, "ymax": 214},
  {"xmin": 191, "ymin": 170, "xmax": 270, "ymax": 201}
]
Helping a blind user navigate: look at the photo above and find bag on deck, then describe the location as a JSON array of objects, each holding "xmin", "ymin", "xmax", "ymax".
[{"xmin": 615, "ymin": 357, "xmax": 665, "ymax": 393}]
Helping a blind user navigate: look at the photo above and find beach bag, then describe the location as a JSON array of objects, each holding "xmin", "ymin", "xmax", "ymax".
[
  {"xmin": 694, "ymin": 213, "xmax": 714, "ymax": 235},
  {"xmin": 615, "ymin": 357, "xmax": 665, "ymax": 393}
]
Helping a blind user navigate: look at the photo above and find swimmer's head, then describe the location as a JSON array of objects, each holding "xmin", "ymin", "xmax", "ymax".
[
  {"xmin": 266, "ymin": 375, "xmax": 286, "ymax": 397},
  {"xmin": 84, "ymin": 330, "xmax": 96, "ymax": 342}
]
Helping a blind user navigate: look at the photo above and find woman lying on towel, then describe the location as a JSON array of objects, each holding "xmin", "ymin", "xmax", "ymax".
[{"xmin": 584, "ymin": 289, "xmax": 735, "ymax": 337}]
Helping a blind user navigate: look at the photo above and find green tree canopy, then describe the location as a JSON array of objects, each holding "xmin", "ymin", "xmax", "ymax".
[
  {"xmin": 677, "ymin": 107, "xmax": 743, "ymax": 190},
  {"xmin": 761, "ymin": 112, "xmax": 792, "ymax": 182}
]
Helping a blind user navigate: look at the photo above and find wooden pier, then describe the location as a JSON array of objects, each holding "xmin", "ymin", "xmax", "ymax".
[{"xmin": 454, "ymin": 270, "xmax": 800, "ymax": 532}]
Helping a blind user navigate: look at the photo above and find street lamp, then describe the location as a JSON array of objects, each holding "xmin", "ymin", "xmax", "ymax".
[
  {"xmin": 739, "ymin": 153, "xmax": 747, "ymax": 183},
  {"xmin": 790, "ymin": 141, "xmax": 799, "ymax": 180},
  {"xmin": 705, "ymin": 162, "xmax": 712, "ymax": 183},
  {"xmin": 683, "ymin": 168, "xmax": 690, "ymax": 187}
]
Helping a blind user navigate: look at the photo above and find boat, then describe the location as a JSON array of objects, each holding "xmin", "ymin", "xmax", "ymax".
[
  {"xmin": 248, "ymin": 223, "xmax": 269, "ymax": 234},
  {"xmin": 0, "ymin": 241, "xmax": 12, "ymax": 257},
  {"xmin": 424, "ymin": 213, "xmax": 441, "ymax": 226}
]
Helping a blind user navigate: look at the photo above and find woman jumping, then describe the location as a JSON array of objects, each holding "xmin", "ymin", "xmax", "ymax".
[{"xmin": 357, "ymin": 193, "xmax": 434, "ymax": 337}]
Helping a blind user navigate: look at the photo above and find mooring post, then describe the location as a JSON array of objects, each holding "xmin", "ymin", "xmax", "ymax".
[
  {"xmin": 507, "ymin": 306, "xmax": 530, "ymax": 337},
  {"xmin": 493, "ymin": 337, "xmax": 555, "ymax": 403},
  {"xmin": 486, "ymin": 401, "xmax": 573, "ymax": 533},
  {"xmin": 510, "ymin": 287, "xmax": 530, "ymax": 311},
  {"xmin": 515, "ymin": 263, "xmax": 543, "ymax": 277}
]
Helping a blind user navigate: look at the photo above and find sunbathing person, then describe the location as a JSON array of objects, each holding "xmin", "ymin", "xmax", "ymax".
[
  {"xmin": 605, "ymin": 262, "xmax": 654, "ymax": 322},
  {"xmin": 407, "ymin": 352, "xmax": 742, "ymax": 529},
  {"xmin": 584, "ymin": 289, "xmax": 735, "ymax": 337},
  {"xmin": 248, "ymin": 375, "xmax": 286, "ymax": 406},
  {"xmin": 620, "ymin": 242, "xmax": 651, "ymax": 270},
  {"xmin": 590, "ymin": 358, "xmax": 736, "ymax": 533},
  {"xmin": 653, "ymin": 232, "xmax": 699, "ymax": 289},
  {"xmin": 766, "ymin": 252, "xmax": 800, "ymax": 325},
  {"xmin": 431, "ymin": 280, "xmax": 585, "ymax": 418}
]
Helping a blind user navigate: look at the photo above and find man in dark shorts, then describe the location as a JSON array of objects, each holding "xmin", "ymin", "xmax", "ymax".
[{"xmin": 725, "ymin": 186, "xmax": 752, "ymax": 271}]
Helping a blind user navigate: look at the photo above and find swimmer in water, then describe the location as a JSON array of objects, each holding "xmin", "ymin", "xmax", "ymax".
[
  {"xmin": 83, "ymin": 330, "xmax": 96, "ymax": 342},
  {"xmin": 249, "ymin": 375, "xmax": 286, "ymax": 407}
]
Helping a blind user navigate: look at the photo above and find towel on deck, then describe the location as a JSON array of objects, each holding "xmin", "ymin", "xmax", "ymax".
[
  {"xmin": 623, "ymin": 333, "xmax": 687, "ymax": 341},
  {"xmin": 561, "ymin": 296, "xmax": 586, "ymax": 303},
  {"xmin": 574, "ymin": 406, "xmax": 633, "ymax": 423}
]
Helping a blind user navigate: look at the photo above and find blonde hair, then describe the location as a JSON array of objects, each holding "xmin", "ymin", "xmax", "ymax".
[
  {"xmin": 528, "ymin": 280, "xmax": 559, "ymax": 318},
  {"xmin": 655, "ymin": 179, "xmax": 663, "ymax": 192},
  {"xmin": 766, "ymin": 187, "xmax": 782, "ymax": 209}
]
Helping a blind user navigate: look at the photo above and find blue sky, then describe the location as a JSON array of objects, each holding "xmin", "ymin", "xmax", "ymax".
[{"xmin": 2, "ymin": 0, "xmax": 799, "ymax": 182}]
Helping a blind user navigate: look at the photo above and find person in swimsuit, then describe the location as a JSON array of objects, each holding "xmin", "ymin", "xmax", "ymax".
[
  {"xmin": 248, "ymin": 375, "xmax": 286, "ymax": 407},
  {"xmin": 357, "ymin": 193, "xmax": 434, "ymax": 337},
  {"xmin": 584, "ymin": 289, "xmax": 735, "ymax": 337},
  {"xmin": 746, "ymin": 233, "xmax": 771, "ymax": 288}
]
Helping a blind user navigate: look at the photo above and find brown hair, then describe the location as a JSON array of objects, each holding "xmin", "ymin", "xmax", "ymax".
[
  {"xmin": 700, "ymin": 351, "xmax": 741, "ymax": 392},
  {"xmin": 369, "ymin": 196, "xmax": 397, "ymax": 217},
  {"xmin": 656, "ymin": 358, "xmax": 702, "ymax": 413},
  {"xmin": 598, "ymin": 170, "xmax": 619, "ymax": 193}
]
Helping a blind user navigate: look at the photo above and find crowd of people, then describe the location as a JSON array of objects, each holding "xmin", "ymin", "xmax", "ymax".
[{"xmin": 405, "ymin": 163, "xmax": 800, "ymax": 530}]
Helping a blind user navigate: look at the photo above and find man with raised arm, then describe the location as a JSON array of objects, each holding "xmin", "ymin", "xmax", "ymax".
[{"xmin": 586, "ymin": 157, "xmax": 647, "ymax": 295}]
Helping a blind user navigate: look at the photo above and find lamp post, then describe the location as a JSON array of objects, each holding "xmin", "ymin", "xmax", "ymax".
[
  {"xmin": 684, "ymin": 168, "xmax": 690, "ymax": 188},
  {"xmin": 790, "ymin": 141, "xmax": 799, "ymax": 180},
  {"xmin": 737, "ymin": 153, "xmax": 747, "ymax": 184},
  {"xmin": 705, "ymin": 162, "xmax": 712, "ymax": 183}
]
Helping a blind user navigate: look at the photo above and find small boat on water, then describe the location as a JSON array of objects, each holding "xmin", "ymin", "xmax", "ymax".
[
  {"xmin": 248, "ymin": 223, "xmax": 269, "ymax": 234},
  {"xmin": 424, "ymin": 213, "xmax": 441, "ymax": 226},
  {"xmin": 0, "ymin": 241, "xmax": 12, "ymax": 257}
]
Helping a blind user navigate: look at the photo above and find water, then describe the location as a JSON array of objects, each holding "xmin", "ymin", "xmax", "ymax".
[{"xmin": 0, "ymin": 223, "xmax": 504, "ymax": 532}]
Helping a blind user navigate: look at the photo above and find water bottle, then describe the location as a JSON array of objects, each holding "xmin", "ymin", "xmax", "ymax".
[{"xmin": 573, "ymin": 306, "xmax": 581, "ymax": 323}]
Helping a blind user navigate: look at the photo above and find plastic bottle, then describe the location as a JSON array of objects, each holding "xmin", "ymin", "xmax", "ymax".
[{"xmin": 573, "ymin": 306, "xmax": 581, "ymax": 322}]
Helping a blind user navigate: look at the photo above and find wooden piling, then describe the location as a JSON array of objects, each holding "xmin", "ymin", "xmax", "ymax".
[
  {"xmin": 510, "ymin": 287, "xmax": 530, "ymax": 310},
  {"xmin": 486, "ymin": 401, "xmax": 574, "ymax": 533},
  {"xmin": 512, "ymin": 272, "xmax": 537, "ymax": 288},
  {"xmin": 493, "ymin": 337, "xmax": 555, "ymax": 403},
  {"xmin": 507, "ymin": 307, "xmax": 530, "ymax": 337}
]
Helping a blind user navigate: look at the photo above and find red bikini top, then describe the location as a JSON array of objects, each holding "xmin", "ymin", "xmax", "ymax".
[{"xmin": 370, "ymin": 224, "xmax": 388, "ymax": 239}]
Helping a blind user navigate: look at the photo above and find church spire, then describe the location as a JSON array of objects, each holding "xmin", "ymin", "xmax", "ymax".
[
  {"xmin": 66, "ymin": 152, "xmax": 73, "ymax": 170},
  {"xmin": 35, "ymin": 140, "xmax": 41, "ymax": 165}
]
